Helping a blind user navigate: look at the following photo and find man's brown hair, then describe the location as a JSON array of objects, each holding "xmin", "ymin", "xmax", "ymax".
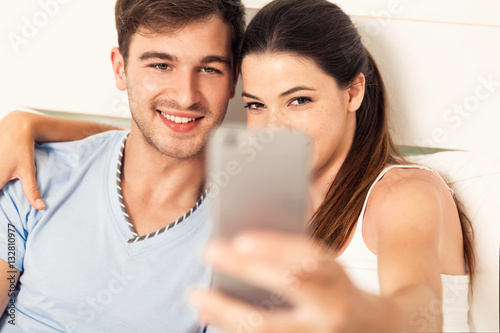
[{"xmin": 115, "ymin": 0, "xmax": 245, "ymax": 77}]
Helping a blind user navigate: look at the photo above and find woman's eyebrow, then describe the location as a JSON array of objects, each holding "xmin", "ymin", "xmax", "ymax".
[
  {"xmin": 280, "ymin": 86, "xmax": 315, "ymax": 97},
  {"xmin": 242, "ymin": 91, "xmax": 261, "ymax": 100},
  {"xmin": 242, "ymin": 86, "xmax": 316, "ymax": 100}
]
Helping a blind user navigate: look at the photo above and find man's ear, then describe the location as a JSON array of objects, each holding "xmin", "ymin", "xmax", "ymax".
[
  {"xmin": 347, "ymin": 72, "xmax": 365, "ymax": 113},
  {"xmin": 229, "ymin": 67, "xmax": 240, "ymax": 99},
  {"xmin": 111, "ymin": 47, "xmax": 127, "ymax": 91}
]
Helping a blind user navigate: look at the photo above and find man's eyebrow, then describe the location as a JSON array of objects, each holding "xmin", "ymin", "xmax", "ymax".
[
  {"xmin": 201, "ymin": 55, "xmax": 231, "ymax": 68},
  {"xmin": 139, "ymin": 51, "xmax": 177, "ymax": 62},
  {"xmin": 280, "ymin": 86, "xmax": 315, "ymax": 97}
]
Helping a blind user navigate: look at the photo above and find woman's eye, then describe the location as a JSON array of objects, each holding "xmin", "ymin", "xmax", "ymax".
[
  {"xmin": 244, "ymin": 102, "xmax": 265, "ymax": 110},
  {"xmin": 290, "ymin": 97, "xmax": 312, "ymax": 106}
]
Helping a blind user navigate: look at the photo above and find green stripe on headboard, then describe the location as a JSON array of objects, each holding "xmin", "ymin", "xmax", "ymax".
[
  {"xmin": 34, "ymin": 110, "xmax": 458, "ymax": 155},
  {"xmin": 36, "ymin": 109, "xmax": 131, "ymax": 129},
  {"xmin": 397, "ymin": 146, "xmax": 456, "ymax": 156}
]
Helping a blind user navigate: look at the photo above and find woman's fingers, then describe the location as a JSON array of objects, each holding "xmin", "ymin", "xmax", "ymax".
[
  {"xmin": 190, "ymin": 288, "xmax": 262, "ymax": 331},
  {"xmin": 0, "ymin": 111, "xmax": 45, "ymax": 210},
  {"xmin": 190, "ymin": 288, "xmax": 314, "ymax": 333},
  {"xmin": 196, "ymin": 232, "xmax": 375, "ymax": 333},
  {"xmin": 19, "ymin": 169, "xmax": 45, "ymax": 210},
  {"xmin": 0, "ymin": 163, "xmax": 45, "ymax": 210},
  {"xmin": 205, "ymin": 231, "xmax": 344, "ymax": 304}
]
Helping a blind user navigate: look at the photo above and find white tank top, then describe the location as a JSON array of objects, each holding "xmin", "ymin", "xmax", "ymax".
[{"xmin": 335, "ymin": 165, "xmax": 470, "ymax": 332}]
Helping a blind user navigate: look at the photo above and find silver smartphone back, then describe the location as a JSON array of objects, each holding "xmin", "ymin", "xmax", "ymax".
[{"xmin": 207, "ymin": 127, "xmax": 310, "ymax": 307}]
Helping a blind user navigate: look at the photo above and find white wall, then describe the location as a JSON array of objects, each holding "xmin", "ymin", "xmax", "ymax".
[
  {"xmin": 1, "ymin": 1, "xmax": 499, "ymax": 150},
  {"xmin": 244, "ymin": 0, "xmax": 499, "ymax": 26},
  {"xmin": 243, "ymin": 1, "xmax": 500, "ymax": 150},
  {"xmin": 0, "ymin": 0, "xmax": 128, "ymax": 118}
]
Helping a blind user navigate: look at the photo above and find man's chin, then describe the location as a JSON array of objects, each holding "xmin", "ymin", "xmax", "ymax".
[
  {"xmin": 160, "ymin": 149, "xmax": 204, "ymax": 160},
  {"xmin": 156, "ymin": 139, "xmax": 207, "ymax": 160},
  {"xmin": 132, "ymin": 118, "xmax": 211, "ymax": 160}
]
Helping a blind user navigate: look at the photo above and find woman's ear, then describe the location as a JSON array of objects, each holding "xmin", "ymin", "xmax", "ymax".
[
  {"xmin": 111, "ymin": 47, "xmax": 127, "ymax": 91},
  {"xmin": 347, "ymin": 72, "xmax": 365, "ymax": 113}
]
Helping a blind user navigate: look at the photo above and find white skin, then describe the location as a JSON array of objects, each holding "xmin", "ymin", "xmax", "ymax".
[
  {"xmin": 0, "ymin": 14, "xmax": 237, "ymax": 212},
  {"xmin": 189, "ymin": 52, "xmax": 466, "ymax": 333},
  {"xmin": 109, "ymin": 14, "xmax": 236, "ymax": 235},
  {"xmin": 0, "ymin": 36, "xmax": 466, "ymax": 333},
  {"xmin": 0, "ymin": 14, "xmax": 237, "ymax": 308},
  {"xmin": 117, "ymin": 23, "xmax": 235, "ymax": 160},
  {"xmin": 241, "ymin": 53, "xmax": 359, "ymax": 217}
]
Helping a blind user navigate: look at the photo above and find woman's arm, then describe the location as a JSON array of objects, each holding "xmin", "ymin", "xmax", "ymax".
[
  {"xmin": 0, "ymin": 111, "xmax": 120, "ymax": 209},
  {"xmin": 3, "ymin": 110, "xmax": 120, "ymax": 143},
  {"xmin": 367, "ymin": 173, "xmax": 447, "ymax": 332},
  {"xmin": 190, "ymin": 174, "xmax": 454, "ymax": 332},
  {"xmin": 190, "ymin": 233, "xmax": 442, "ymax": 332},
  {"xmin": 190, "ymin": 232, "xmax": 404, "ymax": 333}
]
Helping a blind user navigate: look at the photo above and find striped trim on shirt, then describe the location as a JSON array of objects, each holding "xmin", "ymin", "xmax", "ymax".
[{"xmin": 115, "ymin": 135, "xmax": 208, "ymax": 244}]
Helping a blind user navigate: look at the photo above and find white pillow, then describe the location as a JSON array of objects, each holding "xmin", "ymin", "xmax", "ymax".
[{"xmin": 410, "ymin": 151, "xmax": 500, "ymax": 332}]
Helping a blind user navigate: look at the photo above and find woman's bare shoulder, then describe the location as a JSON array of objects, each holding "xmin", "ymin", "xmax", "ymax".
[{"xmin": 363, "ymin": 166, "xmax": 458, "ymax": 249}]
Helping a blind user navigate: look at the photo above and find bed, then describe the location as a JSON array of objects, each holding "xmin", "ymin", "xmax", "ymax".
[{"xmin": 0, "ymin": 0, "xmax": 499, "ymax": 331}]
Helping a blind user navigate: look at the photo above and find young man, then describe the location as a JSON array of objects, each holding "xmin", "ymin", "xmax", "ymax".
[{"xmin": 0, "ymin": 0, "xmax": 244, "ymax": 331}]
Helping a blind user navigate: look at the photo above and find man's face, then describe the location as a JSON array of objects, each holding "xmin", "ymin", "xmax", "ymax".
[{"xmin": 116, "ymin": 15, "xmax": 236, "ymax": 159}]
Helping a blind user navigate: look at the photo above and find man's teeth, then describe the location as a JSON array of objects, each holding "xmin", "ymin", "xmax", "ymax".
[{"xmin": 160, "ymin": 112, "xmax": 197, "ymax": 124}]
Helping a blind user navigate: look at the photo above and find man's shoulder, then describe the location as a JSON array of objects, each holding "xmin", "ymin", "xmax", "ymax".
[
  {"xmin": 33, "ymin": 130, "xmax": 128, "ymax": 181},
  {"xmin": 35, "ymin": 130, "xmax": 128, "ymax": 161}
]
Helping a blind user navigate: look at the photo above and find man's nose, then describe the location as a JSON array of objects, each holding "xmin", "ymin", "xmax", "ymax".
[{"xmin": 168, "ymin": 70, "xmax": 201, "ymax": 109}]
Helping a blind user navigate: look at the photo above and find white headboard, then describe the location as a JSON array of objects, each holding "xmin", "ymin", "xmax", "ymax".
[
  {"xmin": 242, "ymin": 1, "xmax": 500, "ymax": 151},
  {"xmin": 1, "ymin": 0, "xmax": 499, "ymax": 151},
  {"xmin": 0, "ymin": 0, "xmax": 128, "ymax": 118},
  {"xmin": 0, "ymin": 1, "xmax": 498, "ymax": 331}
]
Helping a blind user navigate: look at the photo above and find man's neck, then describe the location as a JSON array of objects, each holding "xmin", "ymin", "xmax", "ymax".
[{"xmin": 119, "ymin": 129, "xmax": 206, "ymax": 236}]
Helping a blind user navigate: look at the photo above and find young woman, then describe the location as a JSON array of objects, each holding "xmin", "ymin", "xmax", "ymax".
[
  {"xmin": 0, "ymin": 0, "xmax": 473, "ymax": 331},
  {"xmin": 190, "ymin": 1, "xmax": 473, "ymax": 332}
]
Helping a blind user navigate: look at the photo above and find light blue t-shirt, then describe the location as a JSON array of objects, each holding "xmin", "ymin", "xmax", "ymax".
[{"xmin": 0, "ymin": 131, "xmax": 211, "ymax": 332}]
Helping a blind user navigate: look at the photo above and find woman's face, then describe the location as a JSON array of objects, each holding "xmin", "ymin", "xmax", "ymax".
[{"xmin": 241, "ymin": 52, "xmax": 362, "ymax": 177}]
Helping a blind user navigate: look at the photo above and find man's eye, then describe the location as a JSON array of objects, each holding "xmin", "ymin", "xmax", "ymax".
[
  {"xmin": 244, "ymin": 102, "xmax": 265, "ymax": 110},
  {"xmin": 154, "ymin": 64, "xmax": 169, "ymax": 71},
  {"xmin": 290, "ymin": 97, "xmax": 312, "ymax": 106},
  {"xmin": 202, "ymin": 67, "xmax": 221, "ymax": 74}
]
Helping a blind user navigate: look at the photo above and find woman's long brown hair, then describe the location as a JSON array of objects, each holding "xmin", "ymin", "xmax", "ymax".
[{"xmin": 241, "ymin": 0, "xmax": 475, "ymax": 283}]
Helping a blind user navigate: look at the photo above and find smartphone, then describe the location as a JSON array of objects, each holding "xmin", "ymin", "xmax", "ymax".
[{"xmin": 206, "ymin": 127, "xmax": 311, "ymax": 308}]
